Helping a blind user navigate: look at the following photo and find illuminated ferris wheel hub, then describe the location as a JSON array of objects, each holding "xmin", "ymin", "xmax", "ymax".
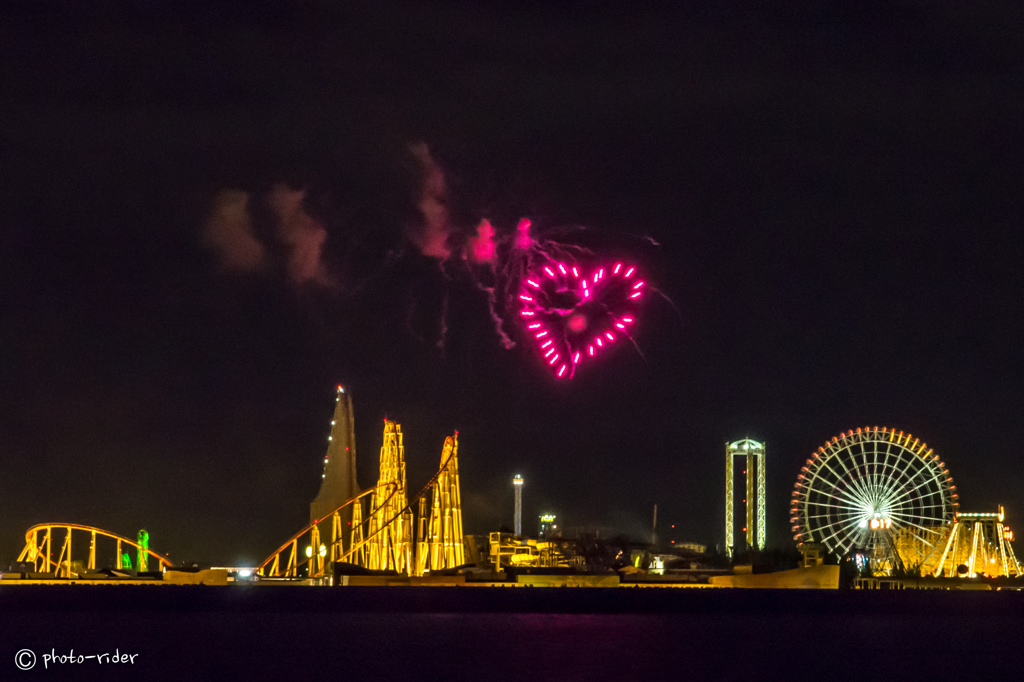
[{"xmin": 791, "ymin": 427, "xmax": 958, "ymax": 574}]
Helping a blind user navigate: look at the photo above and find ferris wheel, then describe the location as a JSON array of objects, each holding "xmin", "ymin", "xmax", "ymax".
[{"xmin": 791, "ymin": 427, "xmax": 958, "ymax": 569}]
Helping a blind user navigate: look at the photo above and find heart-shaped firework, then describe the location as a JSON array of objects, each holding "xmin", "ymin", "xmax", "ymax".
[{"xmin": 519, "ymin": 260, "xmax": 644, "ymax": 378}]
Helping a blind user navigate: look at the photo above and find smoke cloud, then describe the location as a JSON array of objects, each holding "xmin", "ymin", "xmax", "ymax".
[
  {"xmin": 202, "ymin": 186, "xmax": 333, "ymax": 288},
  {"xmin": 267, "ymin": 184, "xmax": 333, "ymax": 287},
  {"xmin": 467, "ymin": 219, "xmax": 497, "ymax": 264},
  {"xmin": 203, "ymin": 190, "xmax": 266, "ymax": 271},
  {"xmin": 408, "ymin": 142, "xmax": 452, "ymax": 259}
]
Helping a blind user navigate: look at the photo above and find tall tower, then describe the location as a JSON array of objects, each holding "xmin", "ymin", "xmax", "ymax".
[
  {"xmin": 366, "ymin": 420, "xmax": 412, "ymax": 572},
  {"xmin": 310, "ymin": 385, "xmax": 360, "ymax": 524},
  {"xmin": 513, "ymin": 474, "xmax": 523, "ymax": 536},
  {"xmin": 725, "ymin": 439, "xmax": 766, "ymax": 557}
]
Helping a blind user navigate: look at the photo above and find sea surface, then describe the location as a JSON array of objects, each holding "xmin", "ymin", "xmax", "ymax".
[{"xmin": 2, "ymin": 586, "xmax": 1022, "ymax": 679}]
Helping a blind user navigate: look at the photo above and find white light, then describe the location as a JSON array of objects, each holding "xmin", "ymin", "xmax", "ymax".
[
  {"xmin": 305, "ymin": 546, "xmax": 313, "ymax": 558},
  {"xmin": 319, "ymin": 545, "xmax": 327, "ymax": 557},
  {"xmin": 239, "ymin": 569, "xmax": 252, "ymax": 578},
  {"xmin": 328, "ymin": 436, "xmax": 332, "ymax": 440}
]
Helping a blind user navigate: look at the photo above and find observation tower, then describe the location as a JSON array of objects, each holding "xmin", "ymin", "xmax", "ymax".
[
  {"xmin": 725, "ymin": 439, "xmax": 766, "ymax": 556},
  {"xmin": 513, "ymin": 475, "xmax": 523, "ymax": 536}
]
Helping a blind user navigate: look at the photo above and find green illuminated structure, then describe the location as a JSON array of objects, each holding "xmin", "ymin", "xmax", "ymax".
[
  {"xmin": 137, "ymin": 529, "xmax": 149, "ymax": 572},
  {"xmin": 725, "ymin": 439, "xmax": 766, "ymax": 557}
]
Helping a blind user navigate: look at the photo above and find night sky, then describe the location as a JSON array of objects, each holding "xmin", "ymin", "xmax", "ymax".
[{"xmin": 2, "ymin": 3, "xmax": 1022, "ymax": 567}]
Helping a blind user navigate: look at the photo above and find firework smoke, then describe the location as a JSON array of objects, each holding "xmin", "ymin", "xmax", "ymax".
[
  {"xmin": 267, "ymin": 184, "xmax": 333, "ymax": 287},
  {"xmin": 203, "ymin": 190, "xmax": 265, "ymax": 272},
  {"xmin": 408, "ymin": 142, "xmax": 452, "ymax": 259},
  {"xmin": 202, "ymin": 186, "xmax": 334, "ymax": 288},
  {"xmin": 201, "ymin": 143, "xmax": 660, "ymax": 373},
  {"xmin": 467, "ymin": 219, "xmax": 497, "ymax": 264}
]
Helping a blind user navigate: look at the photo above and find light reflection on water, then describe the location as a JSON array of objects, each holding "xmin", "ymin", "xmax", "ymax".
[{"xmin": 4, "ymin": 588, "xmax": 1019, "ymax": 679}]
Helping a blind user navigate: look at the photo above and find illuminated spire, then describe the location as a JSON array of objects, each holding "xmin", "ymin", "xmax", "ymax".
[
  {"xmin": 513, "ymin": 474, "xmax": 523, "ymax": 536},
  {"xmin": 310, "ymin": 385, "xmax": 359, "ymax": 525}
]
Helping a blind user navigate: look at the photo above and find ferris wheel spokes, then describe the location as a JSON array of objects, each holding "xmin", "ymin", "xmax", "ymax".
[{"xmin": 791, "ymin": 427, "xmax": 957, "ymax": 574}]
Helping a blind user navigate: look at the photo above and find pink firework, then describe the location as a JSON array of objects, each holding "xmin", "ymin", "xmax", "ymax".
[{"xmin": 519, "ymin": 259, "xmax": 644, "ymax": 378}]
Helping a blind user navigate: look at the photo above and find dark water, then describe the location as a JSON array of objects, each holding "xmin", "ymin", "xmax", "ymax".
[{"xmin": 2, "ymin": 586, "xmax": 1022, "ymax": 679}]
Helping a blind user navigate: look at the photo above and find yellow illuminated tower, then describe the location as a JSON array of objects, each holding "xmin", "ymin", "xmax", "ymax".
[
  {"xmin": 366, "ymin": 420, "xmax": 413, "ymax": 572},
  {"xmin": 419, "ymin": 432, "xmax": 465, "ymax": 573},
  {"xmin": 725, "ymin": 439, "xmax": 766, "ymax": 557},
  {"xmin": 513, "ymin": 474, "xmax": 523, "ymax": 536}
]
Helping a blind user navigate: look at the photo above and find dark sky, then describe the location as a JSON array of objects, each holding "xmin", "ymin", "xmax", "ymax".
[{"xmin": 2, "ymin": 2, "xmax": 1023, "ymax": 567}]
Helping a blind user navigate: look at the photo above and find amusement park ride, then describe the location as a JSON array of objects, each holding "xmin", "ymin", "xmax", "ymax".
[
  {"xmin": 12, "ymin": 385, "xmax": 466, "ymax": 582},
  {"xmin": 725, "ymin": 439, "xmax": 766, "ymax": 557},
  {"xmin": 17, "ymin": 524, "xmax": 172, "ymax": 577},
  {"xmin": 790, "ymin": 427, "xmax": 1022, "ymax": 578},
  {"xmin": 9, "ymin": 391, "xmax": 1023, "ymax": 585},
  {"xmin": 256, "ymin": 386, "xmax": 465, "ymax": 579}
]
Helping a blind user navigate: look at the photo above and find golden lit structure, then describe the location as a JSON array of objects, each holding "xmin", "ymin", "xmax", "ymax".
[
  {"xmin": 488, "ymin": 532, "xmax": 573, "ymax": 570},
  {"xmin": 932, "ymin": 507, "xmax": 1022, "ymax": 578},
  {"xmin": 417, "ymin": 432, "xmax": 465, "ymax": 573},
  {"xmin": 366, "ymin": 420, "xmax": 414, "ymax": 572},
  {"xmin": 257, "ymin": 420, "xmax": 465, "ymax": 580},
  {"xmin": 889, "ymin": 524, "xmax": 949, "ymax": 575},
  {"xmin": 258, "ymin": 485, "xmax": 394, "ymax": 579},
  {"xmin": 725, "ymin": 439, "xmax": 765, "ymax": 556},
  {"xmin": 16, "ymin": 524, "xmax": 173, "ymax": 577}
]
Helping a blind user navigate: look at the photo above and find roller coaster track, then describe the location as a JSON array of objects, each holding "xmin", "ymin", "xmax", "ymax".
[
  {"xmin": 255, "ymin": 483, "xmax": 399, "ymax": 579},
  {"xmin": 16, "ymin": 523, "xmax": 173, "ymax": 577},
  {"xmin": 257, "ymin": 420, "xmax": 464, "ymax": 580}
]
